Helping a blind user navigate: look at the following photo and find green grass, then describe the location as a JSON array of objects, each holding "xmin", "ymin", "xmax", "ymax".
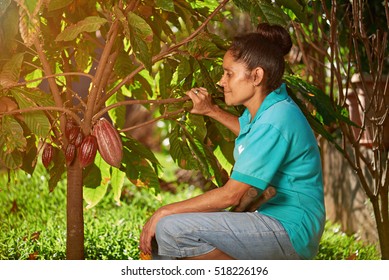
[
  {"xmin": 0, "ymin": 161, "xmax": 381, "ymax": 260},
  {"xmin": 0, "ymin": 161, "xmax": 202, "ymax": 260}
]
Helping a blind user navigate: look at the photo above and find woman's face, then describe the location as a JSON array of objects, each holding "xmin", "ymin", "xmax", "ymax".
[{"xmin": 219, "ymin": 50, "xmax": 256, "ymax": 107}]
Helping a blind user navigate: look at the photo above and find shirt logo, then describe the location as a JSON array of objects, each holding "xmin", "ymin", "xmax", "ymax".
[{"xmin": 238, "ymin": 144, "xmax": 245, "ymax": 155}]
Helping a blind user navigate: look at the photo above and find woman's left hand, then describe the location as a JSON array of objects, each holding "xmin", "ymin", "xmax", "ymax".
[{"xmin": 139, "ymin": 210, "xmax": 164, "ymax": 255}]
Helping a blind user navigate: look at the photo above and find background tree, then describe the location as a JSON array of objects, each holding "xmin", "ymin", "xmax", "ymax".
[
  {"xmin": 233, "ymin": 0, "xmax": 389, "ymax": 259},
  {"xmin": 0, "ymin": 0, "xmax": 236, "ymax": 259}
]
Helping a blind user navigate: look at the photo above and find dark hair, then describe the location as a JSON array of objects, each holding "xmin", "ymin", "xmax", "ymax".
[{"xmin": 228, "ymin": 23, "xmax": 292, "ymax": 92}]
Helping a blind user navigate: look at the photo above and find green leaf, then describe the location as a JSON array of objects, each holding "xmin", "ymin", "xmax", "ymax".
[
  {"xmin": 83, "ymin": 153, "xmax": 111, "ymax": 209},
  {"xmin": 156, "ymin": 0, "xmax": 175, "ymax": 12},
  {"xmin": 12, "ymin": 89, "xmax": 51, "ymax": 138},
  {"xmin": 55, "ymin": 16, "xmax": 108, "ymax": 42},
  {"xmin": 12, "ymin": 87, "xmax": 55, "ymax": 107},
  {"xmin": 284, "ymin": 75, "xmax": 355, "ymax": 127},
  {"xmin": 47, "ymin": 0, "xmax": 73, "ymax": 11},
  {"xmin": 83, "ymin": 163, "xmax": 102, "ymax": 189},
  {"xmin": 21, "ymin": 134, "xmax": 37, "ymax": 175},
  {"xmin": 0, "ymin": 53, "xmax": 24, "ymax": 88},
  {"xmin": 275, "ymin": 0, "xmax": 308, "ymax": 24},
  {"xmin": 0, "ymin": 116, "xmax": 27, "ymax": 153},
  {"xmin": 122, "ymin": 136, "xmax": 161, "ymax": 168},
  {"xmin": 123, "ymin": 147, "xmax": 160, "ymax": 190},
  {"xmin": 24, "ymin": 0, "xmax": 38, "ymax": 14},
  {"xmin": 0, "ymin": 146, "xmax": 23, "ymax": 169},
  {"xmin": 183, "ymin": 121, "xmax": 224, "ymax": 186},
  {"xmin": 106, "ymin": 91, "xmax": 126, "ymax": 129},
  {"xmin": 48, "ymin": 146, "xmax": 65, "ymax": 192},
  {"xmin": 233, "ymin": 0, "xmax": 288, "ymax": 26},
  {"xmin": 24, "ymin": 69, "xmax": 43, "ymax": 88},
  {"xmin": 169, "ymin": 124, "xmax": 199, "ymax": 170},
  {"xmin": 127, "ymin": 12, "xmax": 153, "ymax": 71},
  {"xmin": 111, "ymin": 168, "xmax": 125, "ymax": 205}
]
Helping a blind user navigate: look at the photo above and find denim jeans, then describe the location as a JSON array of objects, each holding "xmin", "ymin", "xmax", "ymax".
[{"xmin": 152, "ymin": 211, "xmax": 301, "ymax": 260}]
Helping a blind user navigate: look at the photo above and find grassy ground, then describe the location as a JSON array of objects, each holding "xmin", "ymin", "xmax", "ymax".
[{"xmin": 0, "ymin": 158, "xmax": 381, "ymax": 260}]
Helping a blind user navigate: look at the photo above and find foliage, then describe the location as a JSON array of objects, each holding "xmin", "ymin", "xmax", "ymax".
[
  {"xmin": 0, "ymin": 0, "xmax": 236, "ymax": 205},
  {"xmin": 315, "ymin": 221, "xmax": 380, "ymax": 260},
  {"xmin": 0, "ymin": 162, "xmax": 379, "ymax": 260}
]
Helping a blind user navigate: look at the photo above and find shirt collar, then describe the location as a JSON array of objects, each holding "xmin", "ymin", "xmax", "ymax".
[{"xmin": 239, "ymin": 83, "xmax": 289, "ymax": 129}]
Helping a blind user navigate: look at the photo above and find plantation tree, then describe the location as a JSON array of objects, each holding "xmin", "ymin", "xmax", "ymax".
[
  {"xmin": 2, "ymin": 0, "xmax": 375, "ymax": 260},
  {"xmin": 0, "ymin": 0, "xmax": 238, "ymax": 259}
]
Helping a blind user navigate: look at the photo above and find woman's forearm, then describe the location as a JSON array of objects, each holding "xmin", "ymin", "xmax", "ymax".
[
  {"xmin": 206, "ymin": 105, "xmax": 240, "ymax": 136},
  {"xmin": 158, "ymin": 179, "xmax": 251, "ymax": 217}
]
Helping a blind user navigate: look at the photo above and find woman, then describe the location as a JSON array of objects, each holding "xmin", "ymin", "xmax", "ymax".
[{"xmin": 139, "ymin": 23, "xmax": 325, "ymax": 260}]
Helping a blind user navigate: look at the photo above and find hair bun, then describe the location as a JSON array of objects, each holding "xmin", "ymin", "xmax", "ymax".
[{"xmin": 256, "ymin": 23, "xmax": 292, "ymax": 56}]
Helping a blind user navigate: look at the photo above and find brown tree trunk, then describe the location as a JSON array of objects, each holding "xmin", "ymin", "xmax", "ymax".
[
  {"xmin": 66, "ymin": 159, "xmax": 85, "ymax": 259},
  {"xmin": 371, "ymin": 197, "xmax": 389, "ymax": 259},
  {"xmin": 378, "ymin": 225, "xmax": 389, "ymax": 259}
]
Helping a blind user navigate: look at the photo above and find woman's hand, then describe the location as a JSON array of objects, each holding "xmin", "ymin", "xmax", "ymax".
[
  {"xmin": 186, "ymin": 87, "xmax": 240, "ymax": 136},
  {"xmin": 139, "ymin": 209, "xmax": 165, "ymax": 255},
  {"xmin": 186, "ymin": 87, "xmax": 217, "ymax": 116}
]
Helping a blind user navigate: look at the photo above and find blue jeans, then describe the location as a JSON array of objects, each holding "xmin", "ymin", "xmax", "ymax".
[{"xmin": 152, "ymin": 211, "xmax": 301, "ymax": 260}]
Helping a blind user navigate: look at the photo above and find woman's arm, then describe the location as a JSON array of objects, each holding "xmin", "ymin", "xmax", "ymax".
[
  {"xmin": 139, "ymin": 179, "xmax": 252, "ymax": 254},
  {"xmin": 186, "ymin": 88, "xmax": 240, "ymax": 136}
]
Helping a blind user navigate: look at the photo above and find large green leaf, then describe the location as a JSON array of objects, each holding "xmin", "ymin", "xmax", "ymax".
[
  {"xmin": 55, "ymin": 16, "xmax": 108, "ymax": 42},
  {"xmin": 0, "ymin": 53, "xmax": 24, "ymax": 88},
  {"xmin": 0, "ymin": 145, "xmax": 23, "ymax": 169},
  {"xmin": 183, "ymin": 116, "xmax": 224, "ymax": 186},
  {"xmin": 83, "ymin": 153, "xmax": 111, "ymax": 209},
  {"xmin": 122, "ymin": 136, "xmax": 161, "ymax": 170},
  {"xmin": 284, "ymin": 75, "xmax": 355, "ymax": 127},
  {"xmin": 275, "ymin": 0, "xmax": 309, "ymax": 24},
  {"xmin": 127, "ymin": 12, "xmax": 153, "ymax": 71},
  {"xmin": 47, "ymin": 146, "xmax": 66, "ymax": 192},
  {"xmin": 0, "ymin": 116, "xmax": 27, "ymax": 152},
  {"xmin": 233, "ymin": 0, "xmax": 288, "ymax": 26},
  {"xmin": 106, "ymin": 91, "xmax": 126, "ymax": 129},
  {"xmin": 12, "ymin": 89, "xmax": 51, "ymax": 138},
  {"xmin": 123, "ymin": 148, "xmax": 160, "ymax": 190},
  {"xmin": 169, "ymin": 124, "xmax": 199, "ymax": 170}
]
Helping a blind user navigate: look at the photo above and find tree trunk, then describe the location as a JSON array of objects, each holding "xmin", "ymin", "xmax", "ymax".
[
  {"xmin": 371, "ymin": 197, "xmax": 389, "ymax": 259},
  {"xmin": 378, "ymin": 225, "xmax": 389, "ymax": 259},
  {"xmin": 66, "ymin": 159, "xmax": 85, "ymax": 259}
]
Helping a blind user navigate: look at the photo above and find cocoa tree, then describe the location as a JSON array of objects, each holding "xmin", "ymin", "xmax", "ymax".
[{"xmin": 0, "ymin": 0, "xmax": 237, "ymax": 259}]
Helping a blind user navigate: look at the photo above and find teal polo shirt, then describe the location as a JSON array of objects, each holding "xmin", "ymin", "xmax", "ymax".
[{"xmin": 231, "ymin": 83, "xmax": 325, "ymax": 259}]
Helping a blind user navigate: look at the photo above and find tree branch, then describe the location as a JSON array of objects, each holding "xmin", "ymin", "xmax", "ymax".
[
  {"xmin": 0, "ymin": 106, "xmax": 81, "ymax": 127},
  {"xmin": 120, "ymin": 108, "xmax": 185, "ymax": 133},
  {"xmin": 97, "ymin": 0, "xmax": 230, "ymax": 108},
  {"xmin": 92, "ymin": 96, "xmax": 190, "ymax": 122},
  {"xmin": 83, "ymin": 19, "xmax": 121, "ymax": 132}
]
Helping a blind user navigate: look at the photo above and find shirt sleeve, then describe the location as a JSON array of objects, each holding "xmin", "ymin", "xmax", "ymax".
[{"xmin": 231, "ymin": 123, "xmax": 289, "ymax": 191}]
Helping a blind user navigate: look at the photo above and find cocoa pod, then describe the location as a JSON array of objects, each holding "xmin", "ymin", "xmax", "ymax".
[
  {"xmin": 92, "ymin": 117, "xmax": 123, "ymax": 168},
  {"xmin": 78, "ymin": 135, "xmax": 98, "ymax": 168},
  {"xmin": 65, "ymin": 143, "xmax": 76, "ymax": 166},
  {"xmin": 74, "ymin": 130, "xmax": 84, "ymax": 147},
  {"xmin": 67, "ymin": 126, "xmax": 81, "ymax": 144},
  {"xmin": 42, "ymin": 143, "xmax": 54, "ymax": 168}
]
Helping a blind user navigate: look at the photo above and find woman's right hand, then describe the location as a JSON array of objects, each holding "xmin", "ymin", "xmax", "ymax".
[{"xmin": 186, "ymin": 87, "xmax": 217, "ymax": 117}]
